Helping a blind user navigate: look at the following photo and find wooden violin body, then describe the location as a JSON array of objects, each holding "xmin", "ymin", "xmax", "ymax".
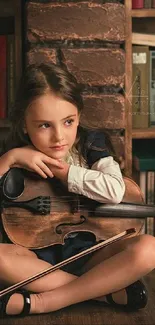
[{"xmin": 0, "ymin": 169, "xmax": 145, "ymax": 249}]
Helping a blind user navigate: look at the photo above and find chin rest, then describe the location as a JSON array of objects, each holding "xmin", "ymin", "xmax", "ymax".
[{"xmin": 1, "ymin": 168, "xmax": 24, "ymax": 200}]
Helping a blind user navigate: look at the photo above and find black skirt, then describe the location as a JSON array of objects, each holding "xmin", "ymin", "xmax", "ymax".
[{"xmin": 33, "ymin": 232, "xmax": 97, "ymax": 276}]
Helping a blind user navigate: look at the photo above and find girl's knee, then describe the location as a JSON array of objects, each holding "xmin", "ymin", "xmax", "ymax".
[
  {"xmin": 130, "ymin": 234, "xmax": 155, "ymax": 269},
  {"xmin": 0, "ymin": 244, "xmax": 14, "ymax": 271},
  {"xmin": 0, "ymin": 243, "xmax": 14, "ymax": 258}
]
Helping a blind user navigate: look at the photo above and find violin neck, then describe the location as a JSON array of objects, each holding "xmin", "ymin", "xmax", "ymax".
[{"xmin": 95, "ymin": 202, "xmax": 155, "ymax": 218}]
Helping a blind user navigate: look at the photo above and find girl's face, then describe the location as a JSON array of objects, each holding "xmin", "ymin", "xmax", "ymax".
[{"xmin": 24, "ymin": 92, "xmax": 80, "ymax": 160}]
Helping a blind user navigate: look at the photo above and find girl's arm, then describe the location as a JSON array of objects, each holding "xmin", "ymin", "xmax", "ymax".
[
  {"xmin": 0, "ymin": 151, "xmax": 15, "ymax": 176},
  {"xmin": 50, "ymin": 156, "xmax": 125, "ymax": 204},
  {"xmin": 0, "ymin": 146, "xmax": 64, "ymax": 178},
  {"xmin": 67, "ymin": 156, "xmax": 125, "ymax": 204}
]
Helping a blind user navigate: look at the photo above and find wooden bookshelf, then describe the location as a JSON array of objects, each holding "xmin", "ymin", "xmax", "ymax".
[
  {"xmin": 132, "ymin": 128, "xmax": 155, "ymax": 139},
  {"xmin": 132, "ymin": 9, "xmax": 155, "ymax": 18},
  {"xmin": 129, "ymin": 3, "xmax": 155, "ymax": 173}
]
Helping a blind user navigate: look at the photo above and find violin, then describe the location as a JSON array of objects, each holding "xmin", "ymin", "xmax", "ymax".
[
  {"xmin": 0, "ymin": 167, "xmax": 153, "ymax": 298},
  {"xmin": 0, "ymin": 168, "xmax": 148, "ymax": 249}
]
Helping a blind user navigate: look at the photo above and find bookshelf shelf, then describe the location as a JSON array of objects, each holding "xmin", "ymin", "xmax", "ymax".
[
  {"xmin": 132, "ymin": 9, "xmax": 155, "ymax": 18},
  {"xmin": 0, "ymin": 120, "xmax": 10, "ymax": 128},
  {"xmin": 132, "ymin": 128, "xmax": 155, "ymax": 139}
]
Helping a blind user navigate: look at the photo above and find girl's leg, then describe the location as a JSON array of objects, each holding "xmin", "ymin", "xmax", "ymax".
[
  {"xmin": 4, "ymin": 234, "xmax": 155, "ymax": 315},
  {"xmin": 0, "ymin": 244, "xmax": 77, "ymax": 292}
]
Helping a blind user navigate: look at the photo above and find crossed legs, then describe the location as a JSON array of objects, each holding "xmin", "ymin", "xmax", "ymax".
[{"xmin": 0, "ymin": 233, "xmax": 154, "ymax": 315}]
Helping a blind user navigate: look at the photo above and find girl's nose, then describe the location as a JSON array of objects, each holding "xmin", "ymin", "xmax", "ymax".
[{"xmin": 54, "ymin": 128, "xmax": 64, "ymax": 142}]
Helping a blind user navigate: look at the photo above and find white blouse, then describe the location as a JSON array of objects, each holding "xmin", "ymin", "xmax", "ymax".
[{"xmin": 65, "ymin": 150, "xmax": 125, "ymax": 204}]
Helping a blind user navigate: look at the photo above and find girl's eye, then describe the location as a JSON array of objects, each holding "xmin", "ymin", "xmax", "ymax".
[
  {"xmin": 65, "ymin": 119, "xmax": 74, "ymax": 126},
  {"xmin": 39, "ymin": 123, "xmax": 50, "ymax": 129}
]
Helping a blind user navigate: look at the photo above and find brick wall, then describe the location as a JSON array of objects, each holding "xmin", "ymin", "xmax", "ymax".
[{"xmin": 25, "ymin": 0, "xmax": 125, "ymax": 162}]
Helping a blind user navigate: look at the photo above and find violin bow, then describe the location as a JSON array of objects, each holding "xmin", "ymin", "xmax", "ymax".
[{"xmin": 0, "ymin": 228, "xmax": 136, "ymax": 298}]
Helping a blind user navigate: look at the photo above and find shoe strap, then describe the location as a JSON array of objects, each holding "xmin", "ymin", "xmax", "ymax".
[
  {"xmin": 0, "ymin": 292, "xmax": 13, "ymax": 317},
  {"xmin": 0, "ymin": 289, "xmax": 31, "ymax": 317},
  {"xmin": 106, "ymin": 293, "xmax": 118, "ymax": 306},
  {"xmin": 19, "ymin": 289, "xmax": 31, "ymax": 316}
]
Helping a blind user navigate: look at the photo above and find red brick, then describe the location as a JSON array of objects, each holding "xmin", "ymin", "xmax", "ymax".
[
  {"xmin": 27, "ymin": 2, "xmax": 125, "ymax": 42},
  {"xmin": 81, "ymin": 94, "xmax": 125, "ymax": 129},
  {"xmin": 26, "ymin": 48, "xmax": 57, "ymax": 65},
  {"xmin": 61, "ymin": 49, "xmax": 125, "ymax": 87}
]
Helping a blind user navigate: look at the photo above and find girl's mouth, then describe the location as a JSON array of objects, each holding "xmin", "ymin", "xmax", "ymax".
[{"xmin": 50, "ymin": 145, "xmax": 67, "ymax": 151}]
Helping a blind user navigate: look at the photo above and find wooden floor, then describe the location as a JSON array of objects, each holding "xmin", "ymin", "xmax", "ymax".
[{"xmin": 0, "ymin": 271, "xmax": 155, "ymax": 325}]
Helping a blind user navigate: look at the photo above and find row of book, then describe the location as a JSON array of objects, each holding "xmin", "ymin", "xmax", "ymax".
[
  {"xmin": 0, "ymin": 34, "xmax": 15, "ymax": 119},
  {"xmin": 139, "ymin": 171, "xmax": 155, "ymax": 235},
  {"xmin": 132, "ymin": 45, "xmax": 155, "ymax": 128},
  {"xmin": 132, "ymin": 0, "xmax": 155, "ymax": 8},
  {"xmin": 133, "ymin": 140, "xmax": 155, "ymax": 235}
]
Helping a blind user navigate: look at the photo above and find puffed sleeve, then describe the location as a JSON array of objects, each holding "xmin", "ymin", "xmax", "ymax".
[{"xmin": 68, "ymin": 129, "xmax": 125, "ymax": 203}]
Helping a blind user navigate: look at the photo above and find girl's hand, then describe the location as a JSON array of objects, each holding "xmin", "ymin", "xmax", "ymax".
[
  {"xmin": 48, "ymin": 160, "xmax": 70, "ymax": 184},
  {"xmin": 10, "ymin": 146, "xmax": 64, "ymax": 179}
]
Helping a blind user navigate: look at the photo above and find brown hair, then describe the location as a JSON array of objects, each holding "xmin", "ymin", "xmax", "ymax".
[
  {"xmin": 2, "ymin": 63, "xmax": 118, "ymax": 164},
  {"xmin": 2, "ymin": 63, "xmax": 83, "ymax": 152}
]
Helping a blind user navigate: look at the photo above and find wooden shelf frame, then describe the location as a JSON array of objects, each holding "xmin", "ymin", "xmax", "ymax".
[
  {"xmin": 132, "ymin": 9, "xmax": 155, "ymax": 18},
  {"xmin": 125, "ymin": 0, "xmax": 132, "ymax": 175},
  {"xmin": 132, "ymin": 128, "xmax": 155, "ymax": 139}
]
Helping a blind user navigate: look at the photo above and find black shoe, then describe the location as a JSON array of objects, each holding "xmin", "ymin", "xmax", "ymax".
[
  {"xmin": 0, "ymin": 289, "xmax": 31, "ymax": 317},
  {"xmin": 106, "ymin": 280, "xmax": 148, "ymax": 310}
]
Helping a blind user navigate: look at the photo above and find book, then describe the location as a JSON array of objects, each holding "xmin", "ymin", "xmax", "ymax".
[
  {"xmin": 7, "ymin": 34, "xmax": 15, "ymax": 117},
  {"xmin": 139, "ymin": 171, "xmax": 146, "ymax": 202},
  {"xmin": 132, "ymin": 33, "xmax": 155, "ymax": 47},
  {"xmin": 133, "ymin": 140, "xmax": 155, "ymax": 171},
  {"xmin": 0, "ymin": 35, "xmax": 7, "ymax": 118},
  {"xmin": 144, "ymin": 0, "xmax": 152, "ymax": 7},
  {"xmin": 0, "ymin": 17, "xmax": 14, "ymax": 35},
  {"xmin": 132, "ymin": 46, "xmax": 149, "ymax": 128},
  {"xmin": 146, "ymin": 171, "xmax": 154, "ymax": 235},
  {"xmin": 152, "ymin": 0, "xmax": 155, "ymax": 8},
  {"xmin": 132, "ymin": 0, "xmax": 144, "ymax": 8},
  {"xmin": 133, "ymin": 154, "xmax": 155, "ymax": 171},
  {"xmin": 149, "ymin": 51, "xmax": 155, "ymax": 126}
]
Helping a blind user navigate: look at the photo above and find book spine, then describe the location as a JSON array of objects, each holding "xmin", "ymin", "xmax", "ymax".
[
  {"xmin": 144, "ymin": 0, "xmax": 152, "ymax": 8},
  {"xmin": 139, "ymin": 171, "xmax": 147, "ymax": 233},
  {"xmin": 152, "ymin": 0, "xmax": 155, "ymax": 8},
  {"xmin": 133, "ymin": 157, "xmax": 155, "ymax": 171},
  {"xmin": 0, "ymin": 35, "xmax": 7, "ymax": 118},
  {"xmin": 132, "ymin": 33, "xmax": 155, "ymax": 47},
  {"xmin": 139, "ymin": 171, "xmax": 146, "ymax": 202},
  {"xmin": 150, "ymin": 51, "xmax": 155, "ymax": 126},
  {"xmin": 146, "ymin": 171, "xmax": 154, "ymax": 235},
  {"xmin": 132, "ymin": 46, "xmax": 149, "ymax": 128},
  {"xmin": 132, "ymin": 0, "xmax": 144, "ymax": 8},
  {"xmin": 7, "ymin": 34, "xmax": 15, "ymax": 118}
]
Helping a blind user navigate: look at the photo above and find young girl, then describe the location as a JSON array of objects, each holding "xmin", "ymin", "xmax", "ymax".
[{"xmin": 0, "ymin": 63, "xmax": 154, "ymax": 317}]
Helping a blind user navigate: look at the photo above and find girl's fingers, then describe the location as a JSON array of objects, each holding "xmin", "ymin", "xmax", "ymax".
[
  {"xmin": 36, "ymin": 162, "xmax": 54, "ymax": 178},
  {"xmin": 33, "ymin": 165, "xmax": 48, "ymax": 179},
  {"xmin": 45, "ymin": 157, "xmax": 64, "ymax": 169}
]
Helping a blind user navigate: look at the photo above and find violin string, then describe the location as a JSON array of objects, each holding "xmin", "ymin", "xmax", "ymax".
[
  {"xmin": 5, "ymin": 208, "xmax": 96, "ymax": 214},
  {"xmin": 10, "ymin": 199, "xmax": 84, "ymax": 202}
]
